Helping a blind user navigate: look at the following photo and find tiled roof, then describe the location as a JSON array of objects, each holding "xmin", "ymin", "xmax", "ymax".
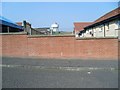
[
  {"xmin": 94, "ymin": 7, "xmax": 120, "ymax": 23},
  {"xmin": 84, "ymin": 7, "xmax": 120, "ymax": 29},
  {"xmin": 16, "ymin": 22, "xmax": 31, "ymax": 27},
  {"xmin": 16, "ymin": 22, "xmax": 22, "ymax": 26},
  {"xmin": 74, "ymin": 22, "xmax": 92, "ymax": 32}
]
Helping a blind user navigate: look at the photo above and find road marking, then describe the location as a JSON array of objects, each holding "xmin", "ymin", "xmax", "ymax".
[{"xmin": 0, "ymin": 64, "xmax": 118, "ymax": 71}]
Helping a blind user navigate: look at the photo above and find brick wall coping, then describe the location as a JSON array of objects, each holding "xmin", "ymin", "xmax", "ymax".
[
  {"xmin": 76, "ymin": 37, "xmax": 118, "ymax": 40},
  {"xmin": 28, "ymin": 34, "xmax": 75, "ymax": 38},
  {"xmin": 0, "ymin": 32, "xmax": 27, "ymax": 35}
]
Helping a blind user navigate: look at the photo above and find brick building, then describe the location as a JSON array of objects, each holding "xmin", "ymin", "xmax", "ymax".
[
  {"xmin": 16, "ymin": 21, "xmax": 52, "ymax": 35},
  {"xmin": 16, "ymin": 21, "xmax": 32, "ymax": 34}
]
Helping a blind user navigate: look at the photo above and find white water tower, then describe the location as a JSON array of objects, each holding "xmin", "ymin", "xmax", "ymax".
[{"xmin": 50, "ymin": 22, "xmax": 59, "ymax": 32}]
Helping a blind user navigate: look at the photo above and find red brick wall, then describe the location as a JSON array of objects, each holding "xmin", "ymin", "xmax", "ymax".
[
  {"xmin": 28, "ymin": 36, "xmax": 76, "ymax": 58},
  {"xmin": 119, "ymin": 40, "xmax": 120, "ymax": 60},
  {"xmin": 1, "ymin": 34, "xmax": 119, "ymax": 60},
  {"xmin": 1, "ymin": 34, "xmax": 28, "ymax": 57},
  {"xmin": 75, "ymin": 39, "xmax": 118, "ymax": 59},
  {"xmin": 28, "ymin": 36, "xmax": 118, "ymax": 60}
]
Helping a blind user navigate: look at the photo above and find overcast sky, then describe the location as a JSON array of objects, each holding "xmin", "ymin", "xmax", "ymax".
[{"xmin": 2, "ymin": 2, "xmax": 118, "ymax": 31}]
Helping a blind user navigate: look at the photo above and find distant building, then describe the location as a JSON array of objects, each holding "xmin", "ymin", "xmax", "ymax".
[
  {"xmin": 0, "ymin": 16, "xmax": 23, "ymax": 33},
  {"xmin": 50, "ymin": 22, "xmax": 59, "ymax": 33},
  {"xmin": 16, "ymin": 21, "xmax": 31, "ymax": 34},
  {"xmin": 76, "ymin": 7, "xmax": 120, "ymax": 38},
  {"xmin": 16, "ymin": 21, "xmax": 58, "ymax": 35},
  {"xmin": 31, "ymin": 28, "xmax": 50, "ymax": 35},
  {"xmin": 16, "ymin": 22, "xmax": 23, "ymax": 26},
  {"xmin": 74, "ymin": 22, "xmax": 92, "ymax": 37}
]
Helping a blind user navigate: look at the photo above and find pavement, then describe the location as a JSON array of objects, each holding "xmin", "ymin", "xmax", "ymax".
[{"xmin": 1, "ymin": 57, "xmax": 118, "ymax": 88}]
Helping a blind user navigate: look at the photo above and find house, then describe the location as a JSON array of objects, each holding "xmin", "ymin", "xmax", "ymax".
[
  {"xmin": 16, "ymin": 21, "xmax": 53, "ymax": 35},
  {"xmin": 16, "ymin": 21, "xmax": 31, "ymax": 34},
  {"xmin": 76, "ymin": 7, "xmax": 120, "ymax": 38},
  {"xmin": 0, "ymin": 16, "xmax": 23, "ymax": 33},
  {"xmin": 31, "ymin": 28, "xmax": 50, "ymax": 35},
  {"xmin": 74, "ymin": 22, "xmax": 92, "ymax": 37}
]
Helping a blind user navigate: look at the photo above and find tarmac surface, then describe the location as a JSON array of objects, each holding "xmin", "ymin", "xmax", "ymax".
[{"xmin": 2, "ymin": 57, "xmax": 118, "ymax": 88}]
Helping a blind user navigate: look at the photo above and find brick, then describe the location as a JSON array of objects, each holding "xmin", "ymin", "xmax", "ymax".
[{"xmin": 0, "ymin": 34, "xmax": 118, "ymax": 60}]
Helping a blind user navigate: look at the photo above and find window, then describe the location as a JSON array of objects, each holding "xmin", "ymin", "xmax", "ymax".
[{"xmin": 89, "ymin": 29, "xmax": 93, "ymax": 35}]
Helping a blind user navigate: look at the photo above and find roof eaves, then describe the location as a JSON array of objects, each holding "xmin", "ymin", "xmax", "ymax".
[
  {"xmin": 0, "ymin": 19, "xmax": 23, "ymax": 30},
  {"xmin": 84, "ymin": 14, "xmax": 120, "ymax": 29}
]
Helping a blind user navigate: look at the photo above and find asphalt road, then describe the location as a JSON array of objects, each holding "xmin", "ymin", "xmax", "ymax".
[{"xmin": 2, "ymin": 57, "xmax": 118, "ymax": 88}]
